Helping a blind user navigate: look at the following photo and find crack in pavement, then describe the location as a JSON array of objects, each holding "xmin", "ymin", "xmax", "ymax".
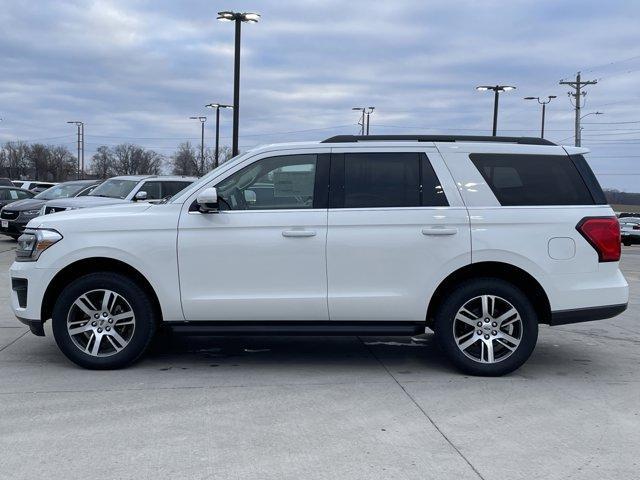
[
  {"xmin": 358, "ymin": 336, "xmax": 486, "ymax": 480},
  {"xmin": 0, "ymin": 330, "xmax": 28, "ymax": 353}
]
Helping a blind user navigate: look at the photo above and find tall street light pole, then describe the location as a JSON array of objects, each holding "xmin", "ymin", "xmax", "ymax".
[
  {"xmin": 217, "ymin": 11, "xmax": 260, "ymax": 157},
  {"xmin": 578, "ymin": 111, "xmax": 604, "ymax": 147},
  {"xmin": 190, "ymin": 116, "xmax": 207, "ymax": 169},
  {"xmin": 67, "ymin": 121, "xmax": 84, "ymax": 179},
  {"xmin": 476, "ymin": 85, "xmax": 516, "ymax": 136},
  {"xmin": 524, "ymin": 95, "xmax": 557, "ymax": 138},
  {"xmin": 205, "ymin": 103, "xmax": 233, "ymax": 167}
]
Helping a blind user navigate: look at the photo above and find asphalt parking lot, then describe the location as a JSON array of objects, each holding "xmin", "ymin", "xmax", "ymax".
[{"xmin": 0, "ymin": 237, "xmax": 638, "ymax": 480}]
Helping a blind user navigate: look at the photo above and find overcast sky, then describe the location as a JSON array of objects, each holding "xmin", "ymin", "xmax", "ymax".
[{"xmin": 1, "ymin": 0, "xmax": 640, "ymax": 190}]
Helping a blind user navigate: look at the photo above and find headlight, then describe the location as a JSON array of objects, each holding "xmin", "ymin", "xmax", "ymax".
[
  {"xmin": 22, "ymin": 209, "xmax": 41, "ymax": 217},
  {"xmin": 15, "ymin": 229, "xmax": 63, "ymax": 262}
]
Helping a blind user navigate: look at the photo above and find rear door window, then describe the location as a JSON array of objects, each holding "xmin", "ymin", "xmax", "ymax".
[
  {"xmin": 162, "ymin": 181, "xmax": 191, "ymax": 199},
  {"xmin": 470, "ymin": 153, "xmax": 595, "ymax": 206},
  {"xmin": 331, "ymin": 152, "xmax": 448, "ymax": 208}
]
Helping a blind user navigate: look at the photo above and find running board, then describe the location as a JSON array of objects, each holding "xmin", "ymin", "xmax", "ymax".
[{"xmin": 163, "ymin": 321, "xmax": 425, "ymax": 336}]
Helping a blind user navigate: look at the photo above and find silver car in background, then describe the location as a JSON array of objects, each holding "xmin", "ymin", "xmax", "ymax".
[{"xmin": 620, "ymin": 217, "xmax": 640, "ymax": 246}]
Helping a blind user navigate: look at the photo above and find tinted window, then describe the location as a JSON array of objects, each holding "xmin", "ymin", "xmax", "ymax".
[
  {"xmin": 420, "ymin": 154, "xmax": 448, "ymax": 206},
  {"xmin": 337, "ymin": 153, "xmax": 448, "ymax": 208},
  {"xmin": 344, "ymin": 153, "xmax": 419, "ymax": 208},
  {"xmin": 216, "ymin": 155, "xmax": 317, "ymax": 210},
  {"xmin": 162, "ymin": 181, "xmax": 192, "ymax": 198},
  {"xmin": 140, "ymin": 181, "xmax": 162, "ymax": 200},
  {"xmin": 15, "ymin": 190, "xmax": 32, "ymax": 199},
  {"xmin": 0, "ymin": 190, "xmax": 8, "ymax": 200},
  {"xmin": 470, "ymin": 153, "xmax": 595, "ymax": 206}
]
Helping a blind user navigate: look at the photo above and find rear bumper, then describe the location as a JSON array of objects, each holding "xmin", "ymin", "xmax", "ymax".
[{"xmin": 549, "ymin": 303, "xmax": 627, "ymax": 326}]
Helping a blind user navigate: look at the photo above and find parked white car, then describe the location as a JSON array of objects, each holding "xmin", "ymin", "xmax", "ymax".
[
  {"xmin": 12, "ymin": 180, "xmax": 58, "ymax": 193},
  {"xmin": 9, "ymin": 135, "xmax": 628, "ymax": 375},
  {"xmin": 619, "ymin": 217, "xmax": 640, "ymax": 246}
]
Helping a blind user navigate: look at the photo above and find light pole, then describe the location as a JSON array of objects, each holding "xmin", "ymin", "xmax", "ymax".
[
  {"xmin": 67, "ymin": 121, "xmax": 84, "ymax": 179},
  {"xmin": 189, "ymin": 116, "xmax": 207, "ymax": 170},
  {"xmin": 476, "ymin": 85, "xmax": 516, "ymax": 136},
  {"xmin": 205, "ymin": 103, "xmax": 233, "ymax": 167},
  {"xmin": 217, "ymin": 11, "xmax": 260, "ymax": 157},
  {"xmin": 578, "ymin": 111, "xmax": 604, "ymax": 147},
  {"xmin": 524, "ymin": 95, "xmax": 557, "ymax": 138}
]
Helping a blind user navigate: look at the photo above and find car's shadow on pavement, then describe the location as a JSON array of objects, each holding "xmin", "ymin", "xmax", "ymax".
[{"xmin": 137, "ymin": 330, "xmax": 619, "ymax": 380}]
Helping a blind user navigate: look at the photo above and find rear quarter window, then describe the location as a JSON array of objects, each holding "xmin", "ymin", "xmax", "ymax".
[{"xmin": 469, "ymin": 153, "xmax": 597, "ymax": 206}]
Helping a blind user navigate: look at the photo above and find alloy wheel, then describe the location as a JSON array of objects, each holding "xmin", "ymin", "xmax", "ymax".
[
  {"xmin": 66, "ymin": 289, "xmax": 136, "ymax": 357},
  {"xmin": 452, "ymin": 294, "xmax": 522, "ymax": 364}
]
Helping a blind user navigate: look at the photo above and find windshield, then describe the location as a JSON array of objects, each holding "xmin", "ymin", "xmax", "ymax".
[
  {"xmin": 35, "ymin": 183, "xmax": 92, "ymax": 200},
  {"xmin": 89, "ymin": 179, "xmax": 138, "ymax": 199}
]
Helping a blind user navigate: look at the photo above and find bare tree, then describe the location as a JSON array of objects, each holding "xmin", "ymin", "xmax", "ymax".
[
  {"xmin": 91, "ymin": 146, "xmax": 114, "ymax": 179},
  {"xmin": 1, "ymin": 141, "xmax": 30, "ymax": 179},
  {"xmin": 171, "ymin": 142, "xmax": 197, "ymax": 176},
  {"xmin": 48, "ymin": 146, "xmax": 77, "ymax": 180},
  {"xmin": 110, "ymin": 144, "xmax": 164, "ymax": 175}
]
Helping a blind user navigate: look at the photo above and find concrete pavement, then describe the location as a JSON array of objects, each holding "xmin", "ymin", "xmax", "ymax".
[{"xmin": 0, "ymin": 237, "xmax": 638, "ymax": 480}]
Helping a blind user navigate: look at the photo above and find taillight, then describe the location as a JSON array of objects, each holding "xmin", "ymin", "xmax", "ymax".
[{"xmin": 576, "ymin": 217, "xmax": 621, "ymax": 262}]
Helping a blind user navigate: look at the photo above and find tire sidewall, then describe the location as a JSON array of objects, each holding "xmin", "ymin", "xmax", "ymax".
[
  {"xmin": 434, "ymin": 278, "xmax": 538, "ymax": 376},
  {"xmin": 52, "ymin": 272, "xmax": 156, "ymax": 369}
]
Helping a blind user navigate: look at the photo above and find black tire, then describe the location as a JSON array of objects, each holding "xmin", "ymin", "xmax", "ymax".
[
  {"xmin": 623, "ymin": 241, "xmax": 631, "ymax": 247},
  {"xmin": 52, "ymin": 272, "xmax": 156, "ymax": 369},
  {"xmin": 434, "ymin": 278, "xmax": 538, "ymax": 376}
]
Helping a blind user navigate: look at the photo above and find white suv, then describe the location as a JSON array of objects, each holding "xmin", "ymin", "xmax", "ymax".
[{"xmin": 9, "ymin": 135, "xmax": 628, "ymax": 375}]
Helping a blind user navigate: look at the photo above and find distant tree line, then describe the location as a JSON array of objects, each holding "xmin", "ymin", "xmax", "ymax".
[
  {"xmin": 0, "ymin": 142, "xmax": 77, "ymax": 181},
  {"xmin": 604, "ymin": 189, "xmax": 640, "ymax": 206},
  {"xmin": 0, "ymin": 141, "xmax": 235, "ymax": 181}
]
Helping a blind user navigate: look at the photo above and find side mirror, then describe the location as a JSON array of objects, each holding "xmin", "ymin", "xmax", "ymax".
[
  {"xmin": 134, "ymin": 191, "xmax": 148, "ymax": 201},
  {"xmin": 196, "ymin": 187, "xmax": 218, "ymax": 213}
]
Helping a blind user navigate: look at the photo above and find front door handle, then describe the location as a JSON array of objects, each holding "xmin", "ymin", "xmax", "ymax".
[
  {"xmin": 422, "ymin": 227, "xmax": 458, "ymax": 236},
  {"xmin": 282, "ymin": 230, "xmax": 317, "ymax": 238}
]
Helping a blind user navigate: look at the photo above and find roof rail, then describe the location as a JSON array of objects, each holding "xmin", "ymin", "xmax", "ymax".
[{"xmin": 321, "ymin": 135, "xmax": 556, "ymax": 146}]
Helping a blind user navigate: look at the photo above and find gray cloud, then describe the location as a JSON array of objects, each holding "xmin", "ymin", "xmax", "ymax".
[{"xmin": 1, "ymin": 0, "xmax": 639, "ymax": 189}]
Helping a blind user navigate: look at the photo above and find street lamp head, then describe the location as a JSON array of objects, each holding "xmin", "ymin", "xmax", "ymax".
[
  {"xmin": 524, "ymin": 97, "xmax": 538, "ymax": 100},
  {"xmin": 206, "ymin": 103, "xmax": 232, "ymax": 109},
  {"xmin": 217, "ymin": 11, "xmax": 260, "ymax": 23},
  {"xmin": 477, "ymin": 85, "xmax": 515, "ymax": 92},
  {"xmin": 242, "ymin": 12, "xmax": 260, "ymax": 23},
  {"xmin": 548, "ymin": 95, "xmax": 557, "ymax": 99},
  {"xmin": 217, "ymin": 11, "xmax": 235, "ymax": 21},
  {"xmin": 190, "ymin": 116, "xmax": 207, "ymax": 122}
]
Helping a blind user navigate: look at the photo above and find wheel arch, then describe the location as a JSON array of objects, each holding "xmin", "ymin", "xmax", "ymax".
[
  {"xmin": 41, "ymin": 257, "xmax": 163, "ymax": 324},
  {"xmin": 426, "ymin": 261, "xmax": 551, "ymax": 327}
]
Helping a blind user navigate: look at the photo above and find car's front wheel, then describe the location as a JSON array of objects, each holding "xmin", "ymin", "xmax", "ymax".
[
  {"xmin": 52, "ymin": 272, "xmax": 156, "ymax": 369},
  {"xmin": 434, "ymin": 278, "xmax": 538, "ymax": 376}
]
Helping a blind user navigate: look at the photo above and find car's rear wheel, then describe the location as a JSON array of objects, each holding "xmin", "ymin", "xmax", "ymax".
[
  {"xmin": 52, "ymin": 272, "xmax": 156, "ymax": 369},
  {"xmin": 434, "ymin": 278, "xmax": 538, "ymax": 376}
]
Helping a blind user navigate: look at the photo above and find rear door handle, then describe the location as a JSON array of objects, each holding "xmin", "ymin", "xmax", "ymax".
[
  {"xmin": 282, "ymin": 230, "xmax": 317, "ymax": 238},
  {"xmin": 421, "ymin": 227, "xmax": 458, "ymax": 236}
]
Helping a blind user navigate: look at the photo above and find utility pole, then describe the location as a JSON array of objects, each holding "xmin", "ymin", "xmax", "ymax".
[
  {"xmin": 352, "ymin": 107, "xmax": 366, "ymax": 135},
  {"xmin": 67, "ymin": 121, "xmax": 84, "ymax": 179},
  {"xmin": 365, "ymin": 107, "xmax": 375, "ymax": 135},
  {"xmin": 559, "ymin": 72, "xmax": 597, "ymax": 147}
]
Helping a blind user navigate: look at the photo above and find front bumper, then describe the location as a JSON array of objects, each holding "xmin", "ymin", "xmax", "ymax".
[
  {"xmin": 10, "ymin": 261, "xmax": 58, "ymax": 336},
  {"xmin": 0, "ymin": 219, "xmax": 28, "ymax": 236}
]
